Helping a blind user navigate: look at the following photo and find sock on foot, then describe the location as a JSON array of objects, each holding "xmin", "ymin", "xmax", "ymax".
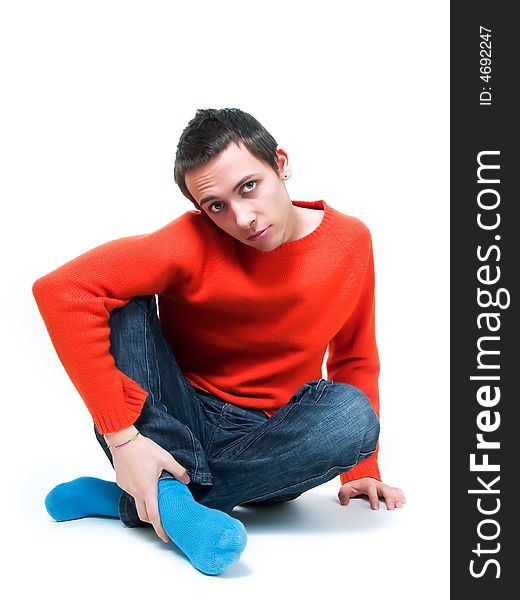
[
  {"xmin": 44, "ymin": 475, "xmax": 247, "ymax": 576},
  {"xmin": 45, "ymin": 476, "xmax": 121, "ymax": 521},
  {"xmin": 158, "ymin": 478, "xmax": 247, "ymax": 576}
]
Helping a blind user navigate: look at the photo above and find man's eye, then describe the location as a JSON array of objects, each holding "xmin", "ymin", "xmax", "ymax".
[
  {"xmin": 243, "ymin": 180, "xmax": 257, "ymax": 192},
  {"xmin": 210, "ymin": 201, "xmax": 224, "ymax": 213}
]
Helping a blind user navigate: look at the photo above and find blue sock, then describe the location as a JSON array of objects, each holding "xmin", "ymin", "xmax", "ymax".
[
  {"xmin": 45, "ymin": 476, "xmax": 121, "ymax": 521},
  {"xmin": 45, "ymin": 477, "xmax": 247, "ymax": 575},
  {"xmin": 45, "ymin": 476, "xmax": 247, "ymax": 575},
  {"xmin": 157, "ymin": 478, "xmax": 247, "ymax": 576}
]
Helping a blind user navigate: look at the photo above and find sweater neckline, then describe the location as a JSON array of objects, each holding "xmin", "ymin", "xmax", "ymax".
[{"xmin": 234, "ymin": 199, "xmax": 333, "ymax": 259}]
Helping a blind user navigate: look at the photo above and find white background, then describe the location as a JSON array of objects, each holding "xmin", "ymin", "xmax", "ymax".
[{"xmin": 1, "ymin": 1, "xmax": 449, "ymax": 598}]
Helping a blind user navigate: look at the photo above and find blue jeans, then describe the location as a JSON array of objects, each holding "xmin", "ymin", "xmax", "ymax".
[{"xmin": 93, "ymin": 296, "xmax": 380, "ymax": 526}]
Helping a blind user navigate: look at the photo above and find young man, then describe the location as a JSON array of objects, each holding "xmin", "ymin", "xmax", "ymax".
[{"xmin": 33, "ymin": 108, "xmax": 405, "ymax": 576}]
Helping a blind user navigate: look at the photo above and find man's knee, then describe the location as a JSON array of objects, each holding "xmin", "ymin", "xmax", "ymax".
[{"xmin": 330, "ymin": 382, "xmax": 380, "ymax": 455}]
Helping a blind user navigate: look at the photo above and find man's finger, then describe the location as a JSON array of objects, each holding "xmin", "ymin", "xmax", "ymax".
[
  {"xmin": 135, "ymin": 498, "xmax": 150, "ymax": 525},
  {"xmin": 386, "ymin": 495, "xmax": 396, "ymax": 510},
  {"xmin": 339, "ymin": 490, "xmax": 352, "ymax": 506},
  {"xmin": 367, "ymin": 485, "xmax": 380, "ymax": 510},
  {"xmin": 394, "ymin": 488, "xmax": 406, "ymax": 503},
  {"xmin": 165, "ymin": 458, "xmax": 191, "ymax": 485},
  {"xmin": 145, "ymin": 488, "xmax": 170, "ymax": 543}
]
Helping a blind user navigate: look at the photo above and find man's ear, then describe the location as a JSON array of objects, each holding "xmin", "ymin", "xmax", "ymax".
[{"xmin": 276, "ymin": 146, "xmax": 292, "ymax": 180}]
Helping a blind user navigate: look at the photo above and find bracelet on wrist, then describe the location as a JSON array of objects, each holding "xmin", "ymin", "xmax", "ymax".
[{"xmin": 107, "ymin": 431, "xmax": 140, "ymax": 450}]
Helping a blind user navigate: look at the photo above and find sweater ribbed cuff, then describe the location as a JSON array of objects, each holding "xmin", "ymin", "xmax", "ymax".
[
  {"xmin": 339, "ymin": 458, "xmax": 381, "ymax": 485},
  {"xmin": 91, "ymin": 374, "xmax": 148, "ymax": 434}
]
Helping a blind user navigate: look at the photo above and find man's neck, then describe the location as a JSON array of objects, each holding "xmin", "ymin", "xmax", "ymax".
[{"xmin": 289, "ymin": 204, "xmax": 324, "ymax": 242}]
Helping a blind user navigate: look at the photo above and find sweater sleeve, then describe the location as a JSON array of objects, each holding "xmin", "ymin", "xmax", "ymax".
[
  {"xmin": 326, "ymin": 229, "xmax": 381, "ymax": 485},
  {"xmin": 32, "ymin": 223, "xmax": 190, "ymax": 434}
]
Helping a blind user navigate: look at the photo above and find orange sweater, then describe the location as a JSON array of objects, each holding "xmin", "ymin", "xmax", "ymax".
[{"xmin": 32, "ymin": 200, "xmax": 381, "ymax": 484}]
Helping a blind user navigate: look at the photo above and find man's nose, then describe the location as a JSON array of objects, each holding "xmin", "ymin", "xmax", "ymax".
[{"xmin": 233, "ymin": 206, "xmax": 256, "ymax": 229}]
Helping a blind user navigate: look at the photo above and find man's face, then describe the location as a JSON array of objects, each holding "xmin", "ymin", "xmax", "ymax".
[{"xmin": 185, "ymin": 142, "xmax": 296, "ymax": 252}]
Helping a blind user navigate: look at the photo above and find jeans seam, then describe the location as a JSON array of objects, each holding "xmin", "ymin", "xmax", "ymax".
[
  {"xmin": 186, "ymin": 426, "xmax": 206, "ymax": 480},
  {"xmin": 142, "ymin": 311, "xmax": 159, "ymax": 406},
  {"xmin": 313, "ymin": 382, "xmax": 327, "ymax": 403},
  {"xmin": 358, "ymin": 449, "xmax": 376, "ymax": 459},
  {"xmin": 203, "ymin": 411, "xmax": 228, "ymax": 458},
  {"xmin": 313, "ymin": 379, "xmax": 335, "ymax": 403}
]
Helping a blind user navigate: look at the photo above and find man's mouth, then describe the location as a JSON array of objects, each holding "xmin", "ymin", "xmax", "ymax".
[{"xmin": 247, "ymin": 226, "xmax": 271, "ymax": 241}]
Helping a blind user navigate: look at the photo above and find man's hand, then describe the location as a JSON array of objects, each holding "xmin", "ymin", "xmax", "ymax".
[
  {"xmin": 105, "ymin": 426, "xmax": 190, "ymax": 543},
  {"xmin": 338, "ymin": 477, "xmax": 406, "ymax": 510}
]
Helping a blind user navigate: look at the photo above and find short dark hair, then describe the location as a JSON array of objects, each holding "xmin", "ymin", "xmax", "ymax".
[{"xmin": 174, "ymin": 108, "xmax": 279, "ymax": 208}]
